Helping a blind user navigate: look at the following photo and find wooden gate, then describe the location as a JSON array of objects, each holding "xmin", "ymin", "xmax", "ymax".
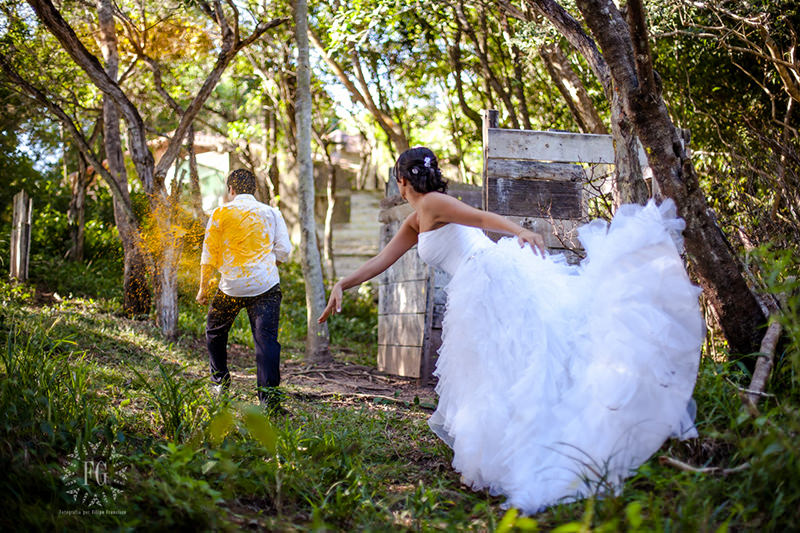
[
  {"xmin": 377, "ymin": 109, "xmax": 650, "ymax": 381},
  {"xmin": 482, "ymin": 109, "xmax": 649, "ymax": 257}
]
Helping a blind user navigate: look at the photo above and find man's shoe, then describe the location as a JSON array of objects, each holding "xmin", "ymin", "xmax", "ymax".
[{"xmin": 211, "ymin": 382, "xmax": 230, "ymax": 397}]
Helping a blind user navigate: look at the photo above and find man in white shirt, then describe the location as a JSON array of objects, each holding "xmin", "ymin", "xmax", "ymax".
[{"xmin": 196, "ymin": 169, "xmax": 292, "ymax": 408}]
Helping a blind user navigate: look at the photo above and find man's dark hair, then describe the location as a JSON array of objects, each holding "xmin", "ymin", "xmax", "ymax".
[{"xmin": 227, "ymin": 168, "xmax": 257, "ymax": 195}]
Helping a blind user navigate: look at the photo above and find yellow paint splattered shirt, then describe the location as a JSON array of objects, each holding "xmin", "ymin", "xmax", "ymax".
[{"xmin": 201, "ymin": 194, "xmax": 291, "ymax": 297}]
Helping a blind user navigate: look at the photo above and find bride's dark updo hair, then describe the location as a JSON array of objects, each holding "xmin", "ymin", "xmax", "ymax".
[{"xmin": 394, "ymin": 147, "xmax": 447, "ymax": 194}]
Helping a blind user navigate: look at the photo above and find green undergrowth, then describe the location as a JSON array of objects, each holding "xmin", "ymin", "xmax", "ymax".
[
  {"xmin": 29, "ymin": 255, "xmax": 378, "ymax": 365},
  {"xmin": 0, "ymin": 249, "xmax": 797, "ymax": 530},
  {"xmin": 176, "ymin": 260, "xmax": 378, "ymax": 364}
]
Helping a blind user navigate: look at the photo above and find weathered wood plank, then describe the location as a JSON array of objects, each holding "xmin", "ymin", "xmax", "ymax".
[
  {"xmin": 447, "ymin": 182, "xmax": 483, "ymax": 208},
  {"xmin": 431, "ymin": 302, "xmax": 446, "ymax": 329},
  {"xmin": 420, "ymin": 267, "xmax": 437, "ymax": 384},
  {"xmin": 378, "ymin": 248, "xmax": 428, "ymax": 284},
  {"xmin": 433, "ymin": 290, "xmax": 448, "ymax": 310},
  {"xmin": 485, "ymin": 217, "xmax": 583, "ymax": 249},
  {"xmin": 380, "ymin": 219, "xmax": 401, "ymax": 249},
  {"xmin": 378, "ymin": 202, "xmax": 414, "ymax": 224},
  {"xmin": 486, "ymin": 177, "xmax": 583, "ymax": 218},
  {"xmin": 487, "ymin": 128, "xmax": 648, "ymax": 167},
  {"xmin": 487, "ymin": 159, "xmax": 584, "ymax": 182},
  {"xmin": 378, "ymin": 345, "xmax": 421, "ymax": 378},
  {"xmin": 378, "ymin": 313, "xmax": 425, "ymax": 347},
  {"xmin": 433, "ymin": 268, "xmax": 450, "ymax": 290},
  {"xmin": 378, "ymin": 280, "xmax": 428, "ymax": 315},
  {"xmin": 426, "ymin": 326, "xmax": 443, "ymax": 379},
  {"xmin": 548, "ymin": 247, "xmax": 584, "ymax": 265}
]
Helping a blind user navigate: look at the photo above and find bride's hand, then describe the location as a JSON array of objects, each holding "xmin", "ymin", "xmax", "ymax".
[
  {"xmin": 517, "ymin": 229, "xmax": 547, "ymax": 257},
  {"xmin": 318, "ymin": 283, "xmax": 343, "ymax": 323}
]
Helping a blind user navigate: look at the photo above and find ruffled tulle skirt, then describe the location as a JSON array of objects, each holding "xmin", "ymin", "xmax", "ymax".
[{"xmin": 428, "ymin": 200, "xmax": 704, "ymax": 513}]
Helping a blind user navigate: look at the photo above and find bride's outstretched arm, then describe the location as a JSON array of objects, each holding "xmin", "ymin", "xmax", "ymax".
[
  {"xmin": 318, "ymin": 214, "xmax": 419, "ymax": 323},
  {"xmin": 421, "ymin": 193, "xmax": 547, "ymax": 256}
]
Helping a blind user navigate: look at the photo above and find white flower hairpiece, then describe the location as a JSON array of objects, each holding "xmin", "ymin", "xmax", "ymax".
[
  {"xmin": 423, "ymin": 156, "xmax": 432, "ymax": 168},
  {"xmin": 411, "ymin": 167, "xmax": 419, "ymax": 174}
]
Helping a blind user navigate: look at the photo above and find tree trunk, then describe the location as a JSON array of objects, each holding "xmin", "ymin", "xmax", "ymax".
[
  {"xmin": 295, "ymin": 0, "xmax": 331, "ymax": 362},
  {"xmin": 539, "ymin": 41, "xmax": 607, "ymax": 135},
  {"xmin": 323, "ymin": 151, "xmax": 336, "ymax": 281},
  {"xmin": 10, "ymin": 191, "xmax": 32, "ymax": 282},
  {"xmin": 503, "ymin": 15, "xmax": 532, "ymax": 130},
  {"xmin": 609, "ymin": 90, "xmax": 649, "ymax": 207},
  {"xmin": 576, "ymin": 0, "xmax": 766, "ymax": 356},
  {"xmin": 152, "ymin": 213, "xmax": 182, "ymax": 339},
  {"xmin": 448, "ymin": 27, "xmax": 484, "ymax": 134},
  {"xmin": 67, "ymin": 154, "xmax": 88, "ymax": 262},
  {"xmin": 510, "ymin": 1, "xmax": 649, "ymax": 207},
  {"xmin": 456, "ymin": 0, "xmax": 520, "ymax": 129},
  {"xmin": 96, "ymin": 0, "xmax": 150, "ymax": 316},
  {"xmin": 187, "ymin": 125, "xmax": 205, "ymax": 222},
  {"xmin": 263, "ymin": 108, "xmax": 280, "ymax": 203},
  {"xmin": 308, "ymin": 29, "xmax": 410, "ymax": 154}
]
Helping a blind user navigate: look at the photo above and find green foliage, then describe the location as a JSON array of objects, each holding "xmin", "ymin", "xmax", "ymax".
[
  {"xmin": 30, "ymin": 255, "xmax": 124, "ymax": 302},
  {"xmin": 279, "ymin": 261, "xmax": 378, "ymax": 360},
  {"xmin": 129, "ymin": 359, "xmax": 214, "ymax": 441},
  {"xmin": 746, "ymin": 245, "xmax": 800, "ymax": 399},
  {"xmin": 0, "ymin": 264, "xmax": 799, "ymax": 530},
  {"xmin": 0, "ymin": 84, "xmax": 58, "ymax": 223},
  {"xmin": 651, "ymin": 1, "xmax": 800, "ymax": 249}
]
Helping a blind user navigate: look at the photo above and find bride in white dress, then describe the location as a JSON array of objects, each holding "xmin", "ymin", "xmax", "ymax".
[{"xmin": 318, "ymin": 147, "xmax": 705, "ymax": 514}]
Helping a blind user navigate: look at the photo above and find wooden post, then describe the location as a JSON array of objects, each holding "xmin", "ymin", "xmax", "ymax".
[
  {"xmin": 482, "ymin": 109, "xmax": 498, "ymax": 209},
  {"xmin": 419, "ymin": 266, "xmax": 437, "ymax": 385},
  {"xmin": 10, "ymin": 191, "xmax": 33, "ymax": 281}
]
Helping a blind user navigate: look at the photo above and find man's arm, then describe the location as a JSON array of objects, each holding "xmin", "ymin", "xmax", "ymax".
[
  {"xmin": 197, "ymin": 211, "xmax": 221, "ymax": 305},
  {"xmin": 196, "ymin": 264, "xmax": 216, "ymax": 305},
  {"xmin": 272, "ymin": 209, "xmax": 292, "ymax": 264}
]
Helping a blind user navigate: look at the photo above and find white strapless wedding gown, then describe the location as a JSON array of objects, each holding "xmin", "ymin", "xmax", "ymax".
[{"xmin": 416, "ymin": 200, "xmax": 704, "ymax": 514}]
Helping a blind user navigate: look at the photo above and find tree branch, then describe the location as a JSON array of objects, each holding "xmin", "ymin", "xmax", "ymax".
[
  {"xmin": 0, "ymin": 52, "xmax": 138, "ymax": 226},
  {"xmin": 152, "ymin": 15, "xmax": 288, "ymax": 183},
  {"xmin": 518, "ymin": 0, "xmax": 612, "ymax": 92},
  {"xmin": 27, "ymin": 0, "xmax": 156, "ymax": 191},
  {"xmin": 745, "ymin": 317, "xmax": 783, "ymax": 407}
]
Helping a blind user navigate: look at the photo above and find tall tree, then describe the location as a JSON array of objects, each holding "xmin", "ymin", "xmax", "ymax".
[
  {"xmin": 500, "ymin": 0, "xmax": 650, "ymax": 207},
  {"xmin": 539, "ymin": 41, "xmax": 606, "ymax": 135},
  {"xmin": 308, "ymin": 28, "xmax": 410, "ymax": 154},
  {"xmin": 24, "ymin": 0, "xmax": 287, "ymax": 338},
  {"xmin": 95, "ymin": 0, "xmax": 150, "ymax": 316},
  {"xmin": 294, "ymin": 0, "xmax": 331, "ymax": 362},
  {"xmin": 572, "ymin": 0, "xmax": 766, "ymax": 355}
]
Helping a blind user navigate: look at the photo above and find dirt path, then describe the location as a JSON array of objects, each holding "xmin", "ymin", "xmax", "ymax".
[{"xmin": 217, "ymin": 342, "xmax": 438, "ymax": 409}]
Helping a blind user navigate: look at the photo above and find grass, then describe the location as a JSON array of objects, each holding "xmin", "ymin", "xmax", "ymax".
[
  {"xmin": 1, "ymin": 251, "xmax": 798, "ymax": 530},
  {"xmin": 0, "ymin": 294, "xmax": 478, "ymax": 530},
  {"xmin": 29, "ymin": 254, "xmax": 379, "ymax": 363}
]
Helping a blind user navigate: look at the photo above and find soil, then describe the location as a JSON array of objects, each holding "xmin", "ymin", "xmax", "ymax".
[{"xmin": 222, "ymin": 342, "xmax": 438, "ymax": 409}]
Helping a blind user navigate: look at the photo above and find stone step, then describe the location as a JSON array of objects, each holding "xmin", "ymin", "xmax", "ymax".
[{"xmin": 332, "ymin": 190, "xmax": 383, "ymax": 278}]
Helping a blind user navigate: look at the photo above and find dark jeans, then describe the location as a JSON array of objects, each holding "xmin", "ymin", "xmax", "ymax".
[{"xmin": 206, "ymin": 284, "xmax": 282, "ymax": 402}]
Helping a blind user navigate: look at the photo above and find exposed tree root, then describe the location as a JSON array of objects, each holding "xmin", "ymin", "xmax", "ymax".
[{"xmin": 659, "ymin": 456, "xmax": 750, "ymax": 475}]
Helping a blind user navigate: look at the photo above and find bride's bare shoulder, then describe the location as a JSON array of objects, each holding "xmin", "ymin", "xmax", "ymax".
[
  {"xmin": 402, "ymin": 211, "xmax": 421, "ymax": 233},
  {"xmin": 419, "ymin": 191, "xmax": 452, "ymax": 205}
]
